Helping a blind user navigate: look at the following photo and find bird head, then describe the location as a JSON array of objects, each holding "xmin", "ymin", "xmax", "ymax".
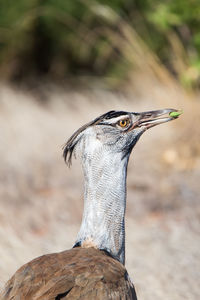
[{"xmin": 63, "ymin": 108, "xmax": 180, "ymax": 166}]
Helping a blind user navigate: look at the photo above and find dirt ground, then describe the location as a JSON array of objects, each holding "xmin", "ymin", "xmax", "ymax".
[{"xmin": 0, "ymin": 82, "xmax": 200, "ymax": 299}]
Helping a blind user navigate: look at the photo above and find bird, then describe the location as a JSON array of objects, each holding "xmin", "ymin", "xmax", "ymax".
[{"xmin": 0, "ymin": 108, "xmax": 180, "ymax": 300}]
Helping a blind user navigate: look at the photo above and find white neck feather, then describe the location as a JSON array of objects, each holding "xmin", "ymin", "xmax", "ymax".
[{"xmin": 75, "ymin": 137, "xmax": 129, "ymax": 265}]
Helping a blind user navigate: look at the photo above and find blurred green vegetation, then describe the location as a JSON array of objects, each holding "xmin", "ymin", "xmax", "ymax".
[{"xmin": 0, "ymin": 0, "xmax": 199, "ymax": 88}]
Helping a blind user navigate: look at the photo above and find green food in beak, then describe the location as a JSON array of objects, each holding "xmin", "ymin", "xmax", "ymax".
[{"xmin": 169, "ymin": 110, "xmax": 183, "ymax": 118}]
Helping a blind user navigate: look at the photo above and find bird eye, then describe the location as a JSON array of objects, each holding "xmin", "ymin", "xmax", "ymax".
[{"xmin": 118, "ymin": 119, "xmax": 130, "ymax": 128}]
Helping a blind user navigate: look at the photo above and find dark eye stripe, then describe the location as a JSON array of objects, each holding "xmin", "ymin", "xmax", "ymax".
[
  {"xmin": 94, "ymin": 111, "xmax": 129, "ymax": 122},
  {"xmin": 104, "ymin": 111, "xmax": 129, "ymax": 119}
]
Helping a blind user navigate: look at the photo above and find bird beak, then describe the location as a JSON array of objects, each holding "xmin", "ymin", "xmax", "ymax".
[{"xmin": 133, "ymin": 108, "xmax": 182, "ymax": 130}]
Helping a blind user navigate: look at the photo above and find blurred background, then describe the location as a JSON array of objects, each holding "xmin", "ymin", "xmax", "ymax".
[{"xmin": 0, "ymin": 1, "xmax": 200, "ymax": 299}]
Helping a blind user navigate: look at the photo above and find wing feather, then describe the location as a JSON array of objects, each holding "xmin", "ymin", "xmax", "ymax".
[{"xmin": 1, "ymin": 247, "xmax": 137, "ymax": 300}]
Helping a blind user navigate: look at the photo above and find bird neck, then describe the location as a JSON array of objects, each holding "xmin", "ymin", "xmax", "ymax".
[{"xmin": 75, "ymin": 151, "xmax": 129, "ymax": 265}]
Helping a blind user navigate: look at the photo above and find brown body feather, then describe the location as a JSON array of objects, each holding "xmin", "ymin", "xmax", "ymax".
[{"xmin": 1, "ymin": 247, "xmax": 137, "ymax": 300}]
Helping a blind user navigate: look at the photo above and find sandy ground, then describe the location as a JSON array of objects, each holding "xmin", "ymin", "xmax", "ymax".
[{"xmin": 0, "ymin": 82, "xmax": 200, "ymax": 299}]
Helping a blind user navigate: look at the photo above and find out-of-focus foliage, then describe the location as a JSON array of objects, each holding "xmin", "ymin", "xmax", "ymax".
[
  {"xmin": 0, "ymin": 0, "xmax": 199, "ymax": 88},
  {"xmin": 146, "ymin": 0, "xmax": 200, "ymax": 88}
]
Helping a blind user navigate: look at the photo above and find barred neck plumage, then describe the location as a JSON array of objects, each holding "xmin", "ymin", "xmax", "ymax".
[{"xmin": 75, "ymin": 148, "xmax": 130, "ymax": 265}]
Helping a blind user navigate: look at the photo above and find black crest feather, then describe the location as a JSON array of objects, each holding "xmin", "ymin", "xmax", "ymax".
[{"xmin": 63, "ymin": 120, "xmax": 94, "ymax": 166}]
